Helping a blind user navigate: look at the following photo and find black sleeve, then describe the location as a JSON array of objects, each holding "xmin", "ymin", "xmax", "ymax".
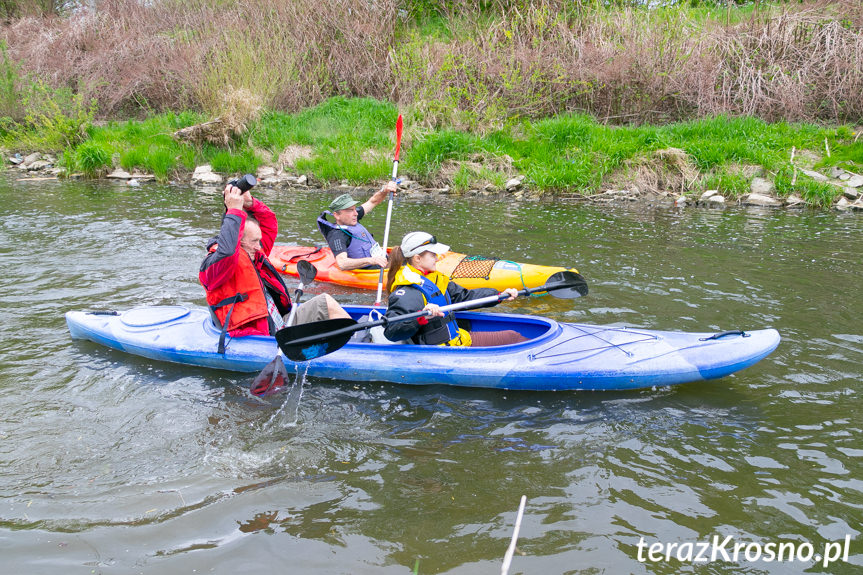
[
  {"xmin": 383, "ymin": 286, "xmax": 426, "ymax": 342},
  {"xmin": 324, "ymin": 227, "xmax": 351, "ymax": 257},
  {"xmin": 446, "ymin": 282, "xmax": 500, "ymax": 307}
]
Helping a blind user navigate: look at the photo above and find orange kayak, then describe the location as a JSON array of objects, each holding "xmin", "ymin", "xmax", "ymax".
[{"xmin": 269, "ymin": 245, "xmax": 577, "ymax": 291}]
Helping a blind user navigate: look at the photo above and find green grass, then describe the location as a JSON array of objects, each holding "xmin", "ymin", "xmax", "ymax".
[
  {"xmin": 403, "ymin": 112, "xmax": 855, "ymax": 196},
  {"xmin": 701, "ymin": 168, "xmax": 751, "ymax": 198},
  {"xmin": 403, "ymin": 130, "xmax": 481, "ymax": 179},
  {"xmin": 68, "ymin": 113, "xmax": 206, "ymax": 180},
  {"xmin": 1, "ymin": 94, "xmax": 858, "ymax": 208},
  {"xmin": 74, "ymin": 140, "xmax": 112, "ymax": 177},
  {"xmin": 207, "ymin": 146, "xmax": 261, "ymax": 174},
  {"xmin": 0, "ymin": 96, "xmax": 405, "ymax": 182},
  {"xmin": 684, "ymin": 2, "xmax": 775, "ymax": 26},
  {"xmin": 0, "ymin": 41, "xmax": 21, "ymax": 120},
  {"xmin": 814, "ymin": 127, "xmax": 863, "ymax": 172},
  {"xmin": 252, "ymin": 97, "xmax": 397, "ymax": 151},
  {"xmin": 251, "ymin": 96, "xmax": 400, "ymax": 182},
  {"xmin": 774, "ymin": 167, "xmax": 845, "ymax": 207}
]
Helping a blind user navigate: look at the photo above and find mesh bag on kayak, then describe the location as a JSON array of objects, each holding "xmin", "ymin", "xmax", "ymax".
[{"xmin": 449, "ymin": 255, "xmax": 498, "ymax": 280}]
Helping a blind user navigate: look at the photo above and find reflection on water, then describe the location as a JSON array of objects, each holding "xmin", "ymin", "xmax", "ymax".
[{"xmin": 0, "ymin": 177, "xmax": 862, "ymax": 573}]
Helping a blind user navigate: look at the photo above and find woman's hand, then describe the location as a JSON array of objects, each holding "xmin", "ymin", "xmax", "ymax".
[
  {"xmin": 422, "ymin": 303, "xmax": 444, "ymax": 317},
  {"xmin": 500, "ymin": 288, "xmax": 519, "ymax": 301}
]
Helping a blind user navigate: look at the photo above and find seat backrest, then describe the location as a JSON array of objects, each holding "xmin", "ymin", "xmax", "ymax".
[{"xmin": 367, "ymin": 308, "xmax": 407, "ymax": 345}]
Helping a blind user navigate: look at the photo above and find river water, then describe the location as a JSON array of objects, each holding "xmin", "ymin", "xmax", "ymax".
[{"xmin": 0, "ymin": 176, "xmax": 861, "ymax": 574}]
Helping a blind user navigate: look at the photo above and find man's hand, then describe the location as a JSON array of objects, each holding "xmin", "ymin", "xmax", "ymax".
[
  {"xmin": 380, "ymin": 180, "xmax": 398, "ymax": 196},
  {"xmin": 334, "ymin": 252, "xmax": 388, "ymax": 271},
  {"xmin": 224, "ymin": 184, "xmax": 246, "ymax": 212},
  {"xmin": 371, "ymin": 180, "xmax": 398, "ymax": 203},
  {"xmin": 362, "ymin": 180, "xmax": 399, "ymax": 214},
  {"xmin": 367, "ymin": 256, "xmax": 388, "ymax": 269}
]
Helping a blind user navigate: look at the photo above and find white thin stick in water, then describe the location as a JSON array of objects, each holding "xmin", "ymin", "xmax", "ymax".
[
  {"xmin": 790, "ymin": 146, "xmax": 798, "ymax": 185},
  {"xmin": 501, "ymin": 495, "xmax": 527, "ymax": 575}
]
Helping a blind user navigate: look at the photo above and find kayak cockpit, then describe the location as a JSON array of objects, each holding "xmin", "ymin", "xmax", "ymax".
[{"xmin": 341, "ymin": 305, "xmax": 558, "ymax": 348}]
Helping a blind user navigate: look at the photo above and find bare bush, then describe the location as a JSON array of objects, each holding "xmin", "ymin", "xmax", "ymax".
[
  {"xmin": 0, "ymin": 0, "xmax": 396, "ymax": 116},
  {"xmin": 610, "ymin": 148, "xmax": 701, "ymax": 195},
  {"xmin": 1, "ymin": 0, "xmax": 198, "ymax": 115},
  {"xmin": 705, "ymin": 2, "xmax": 863, "ymax": 122},
  {"xmin": 173, "ymin": 86, "xmax": 262, "ymax": 146},
  {"xmin": 0, "ymin": 0, "xmax": 860, "ymax": 126},
  {"xmin": 394, "ymin": 0, "xmax": 862, "ymax": 126}
]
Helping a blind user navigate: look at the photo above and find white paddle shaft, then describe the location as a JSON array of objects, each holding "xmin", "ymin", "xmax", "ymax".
[
  {"xmin": 374, "ymin": 159, "xmax": 398, "ymax": 304},
  {"xmin": 284, "ymin": 282, "xmax": 305, "ymax": 326}
]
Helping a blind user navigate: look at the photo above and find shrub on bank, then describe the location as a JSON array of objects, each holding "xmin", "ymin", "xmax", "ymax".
[{"xmin": 0, "ymin": 0, "xmax": 860, "ymax": 128}]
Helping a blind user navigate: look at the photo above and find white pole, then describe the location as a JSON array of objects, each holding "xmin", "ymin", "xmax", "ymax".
[
  {"xmin": 374, "ymin": 159, "xmax": 398, "ymax": 305},
  {"xmin": 501, "ymin": 495, "xmax": 527, "ymax": 575}
]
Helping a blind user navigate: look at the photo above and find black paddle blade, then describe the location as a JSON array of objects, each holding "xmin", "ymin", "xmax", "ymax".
[
  {"xmin": 250, "ymin": 355, "xmax": 290, "ymax": 396},
  {"xmin": 296, "ymin": 259, "xmax": 317, "ymax": 285},
  {"xmin": 276, "ymin": 317, "xmax": 359, "ymax": 362},
  {"xmin": 541, "ymin": 270, "xmax": 589, "ymax": 298}
]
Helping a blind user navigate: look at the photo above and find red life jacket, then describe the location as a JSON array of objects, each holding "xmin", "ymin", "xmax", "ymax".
[{"xmin": 205, "ymin": 246, "xmax": 269, "ymax": 333}]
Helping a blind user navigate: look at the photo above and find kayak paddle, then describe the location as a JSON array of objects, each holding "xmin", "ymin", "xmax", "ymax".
[
  {"xmin": 285, "ymin": 260, "xmax": 316, "ymax": 327},
  {"xmin": 374, "ymin": 114, "xmax": 403, "ymax": 306},
  {"xmin": 276, "ymin": 270, "xmax": 588, "ymax": 362},
  {"xmin": 250, "ymin": 259, "xmax": 317, "ymax": 396}
]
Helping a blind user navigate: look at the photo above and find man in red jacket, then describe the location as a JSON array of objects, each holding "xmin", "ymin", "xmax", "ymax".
[{"xmin": 200, "ymin": 181, "xmax": 348, "ymax": 352}]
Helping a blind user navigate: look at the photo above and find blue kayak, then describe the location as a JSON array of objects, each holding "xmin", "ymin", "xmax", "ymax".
[{"xmin": 65, "ymin": 305, "xmax": 780, "ymax": 391}]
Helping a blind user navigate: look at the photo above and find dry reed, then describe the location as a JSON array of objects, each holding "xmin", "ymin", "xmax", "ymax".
[{"xmin": 0, "ymin": 0, "xmax": 859, "ymax": 126}]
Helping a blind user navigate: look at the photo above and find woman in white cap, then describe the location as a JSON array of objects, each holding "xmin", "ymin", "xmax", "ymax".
[{"xmin": 383, "ymin": 232, "xmax": 527, "ymax": 347}]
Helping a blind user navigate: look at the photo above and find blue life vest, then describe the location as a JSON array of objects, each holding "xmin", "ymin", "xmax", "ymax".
[
  {"xmin": 390, "ymin": 265, "xmax": 467, "ymax": 345},
  {"xmin": 317, "ymin": 212, "xmax": 378, "ymax": 261}
]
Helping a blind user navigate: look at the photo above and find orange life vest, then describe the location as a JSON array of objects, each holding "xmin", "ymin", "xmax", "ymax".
[{"xmin": 205, "ymin": 247, "xmax": 269, "ymax": 333}]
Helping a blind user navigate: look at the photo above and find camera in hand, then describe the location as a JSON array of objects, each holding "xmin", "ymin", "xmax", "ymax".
[{"xmin": 228, "ymin": 174, "xmax": 257, "ymax": 193}]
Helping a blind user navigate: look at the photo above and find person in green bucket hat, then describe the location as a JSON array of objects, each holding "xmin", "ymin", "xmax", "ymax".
[{"xmin": 317, "ymin": 181, "xmax": 398, "ymax": 271}]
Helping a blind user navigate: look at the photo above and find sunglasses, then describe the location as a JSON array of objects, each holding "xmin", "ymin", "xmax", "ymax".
[{"xmin": 416, "ymin": 235, "xmax": 437, "ymax": 248}]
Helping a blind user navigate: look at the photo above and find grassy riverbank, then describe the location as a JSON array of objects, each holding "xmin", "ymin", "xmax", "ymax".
[
  {"xmin": 0, "ymin": 1, "xmax": 860, "ymax": 206},
  {"xmin": 2, "ymin": 96, "xmax": 860, "ymax": 206}
]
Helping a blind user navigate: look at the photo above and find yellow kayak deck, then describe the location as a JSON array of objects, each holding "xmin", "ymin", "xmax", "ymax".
[{"xmin": 270, "ymin": 245, "xmax": 576, "ymax": 292}]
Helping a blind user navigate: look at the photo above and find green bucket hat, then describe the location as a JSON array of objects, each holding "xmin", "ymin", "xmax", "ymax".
[{"xmin": 329, "ymin": 193, "xmax": 360, "ymax": 212}]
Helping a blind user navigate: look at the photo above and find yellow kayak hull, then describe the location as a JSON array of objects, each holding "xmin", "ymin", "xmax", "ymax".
[{"xmin": 269, "ymin": 245, "xmax": 576, "ymax": 291}]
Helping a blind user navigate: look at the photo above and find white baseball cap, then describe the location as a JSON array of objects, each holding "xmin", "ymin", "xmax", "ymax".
[{"xmin": 401, "ymin": 232, "xmax": 450, "ymax": 257}]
